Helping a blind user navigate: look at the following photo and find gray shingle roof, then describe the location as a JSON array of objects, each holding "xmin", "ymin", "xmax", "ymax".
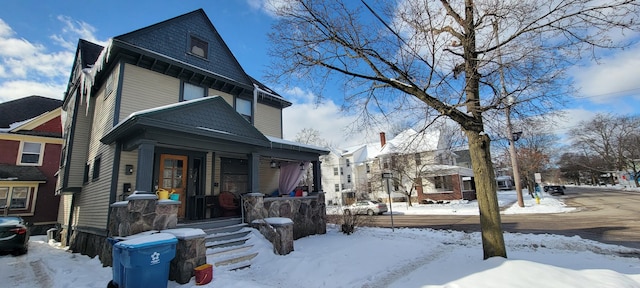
[
  {"xmin": 101, "ymin": 96, "xmax": 270, "ymax": 147},
  {"xmin": 0, "ymin": 164, "xmax": 47, "ymax": 181},
  {"xmin": 0, "ymin": 96, "xmax": 62, "ymax": 128}
]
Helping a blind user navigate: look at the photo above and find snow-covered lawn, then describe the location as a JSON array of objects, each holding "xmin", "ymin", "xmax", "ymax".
[{"xmin": 1, "ymin": 186, "xmax": 639, "ymax": 287}]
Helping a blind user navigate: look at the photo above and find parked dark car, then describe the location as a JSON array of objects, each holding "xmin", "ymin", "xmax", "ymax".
[
  {"xmin": 543, "ymin": 185, "xmax": 565, "ymax": 196},
  {"xmin": 0, "ymin": 216, "xmax": 30, "ymax": 255}
]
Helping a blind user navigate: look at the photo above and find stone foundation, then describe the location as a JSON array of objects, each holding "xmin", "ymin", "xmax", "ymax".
[
  {"xmin": 246, "ymin": 192, "xmax": 326, "ymax": 240},
  {"xmin": 164, "ymin": 228, "xmax": 207, "ymax": 284},
  {"xmin": 251, "ymin": 217, "xmax": 294, "ymax": 255}
]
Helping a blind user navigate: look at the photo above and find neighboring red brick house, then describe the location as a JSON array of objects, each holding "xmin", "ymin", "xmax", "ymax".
[{"xmin": 0, "ymin": 96, "xmax": 63, "ymax": 234}]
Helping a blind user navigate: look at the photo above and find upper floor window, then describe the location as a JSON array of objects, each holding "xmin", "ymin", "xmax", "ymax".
[
  {"xmin": 236, "ymin": 98, "xmax": 252, "ymax": 122},
  {"xmin": 334, "ymin": 184, "xmax": 339, "ymax": 192},
  {"xmin": 183, "ymin": 82, "xmax": 205, "ymax": 101},
  {"xmin": 366, "ymin": 163, "xmax": 370, "ymax": 173},
  {"xmin": 347, "ymin": 175, "xmax": 351, "ymax": 183},
  {"xmin": 346, "ymin": 159, "xmax": 350, "ymax": 167},
  {"xmin": 333, "ymin": 167, "xmax": 338, "ymax": 176},
  {"xmin": 92, "ymin": 156, "xmax": 102, "ymax": 181},
  {"xmin": 415, "ymin": 153, "xmax": 422, "ymax": 166},
  {"xmin": 189, "ymin": 36, "xmax": 208, "ymax": 58},
  {"xmin": 18, "ymin": 142, "xmax": 43, "ymax": 166}
]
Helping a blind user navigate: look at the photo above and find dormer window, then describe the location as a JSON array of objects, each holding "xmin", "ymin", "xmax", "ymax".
[{"xmin": 190, "ymin": 36, "xmax": 208, "ymax": 58}]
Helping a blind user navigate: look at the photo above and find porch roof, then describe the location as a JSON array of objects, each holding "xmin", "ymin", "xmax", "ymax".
[
  {"xmin": 0, "ymin": 164, "xmax": 47, "ymax": 182},
  {"xmin": 101, "ymin": 96, "xmax": 271, "ymax": 148}
]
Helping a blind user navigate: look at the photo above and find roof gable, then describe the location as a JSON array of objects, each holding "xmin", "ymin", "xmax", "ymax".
[{"xmin": 114, "ymin": 9, "xmax": 253, "ymax": 88}]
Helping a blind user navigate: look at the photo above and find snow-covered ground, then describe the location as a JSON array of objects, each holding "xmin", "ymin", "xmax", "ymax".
[{"xmin": 1, "ymin": 186, "xmax": 639, "ymax": 287}]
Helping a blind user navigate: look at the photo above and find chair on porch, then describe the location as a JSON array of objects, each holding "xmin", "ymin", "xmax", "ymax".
[{"xmin": 219, "ymin": 191, "xmax": 239, "ymax": 216}]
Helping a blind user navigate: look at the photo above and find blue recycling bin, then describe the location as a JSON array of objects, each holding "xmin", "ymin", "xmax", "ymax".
[
  {"xmin": 108, "ymin": 231, "xmax": 160, "ymax": 288},
  {"xmin": 114, "ymin": 232, "xmax": 177, "ymax": 288}
]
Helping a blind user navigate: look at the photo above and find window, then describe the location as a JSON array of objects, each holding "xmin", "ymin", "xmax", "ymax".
[
  {"xmin": 346, "ymin": 159, "xmax": 350, "ymax": 167},
  {"xmin": 347, "ymin": 175, "xmax": 351, "ymax": 183},
  {"xmin": 236, "ymin": 98, "xmax": 252, "ymax": 122},
  {"xmin": 19, "ymin": 142, "xmax": 42, "ymax": 165},
  {"xmin": 433, "ymin": 176, "xmax": 453, "ymax": 191},
  {"xmin": 189, "ymin": 36, "xmax": 208, "ymax": 58},
  {"xmin": 83, "ymin": 164, "xmax": 90, "ymax": 183},
  {"xmin": 415, "ymin": 153, "xmax": 421, "ymax": 166},
  {"xmin": 0, "ymin": 186, "xmax": 31, "ymax": 210},
  {"xmin": 383, "ymin": 162, "xmax": 389, "ymax": 169},
  {"xmin": 340, "ymin": 168, "xmax": 343, "ymax": 175},
  {"xmin": 334, "ymin": 184, "xmax": 339, "ymax": 192},
  {"xmin": 333, "ymin": 167, "xmax": 338, "ymax": 176},
  {"xmin": 105, "ymin": 73, "xmax": 114, "ymax": 98},
  {"xmin": 367, "ymin": 182, "xmax": 372, "ymax": 193},
  {"xmin": 366, "ymin": 164, "xmax": 370, "ymax": 173},
  {"xmin": 92, "ymin": 156, "xmax": 102, "ymax": 181},
  {"xmin": 183, "ymin": 82, "xmax": 205, "ymax": 101}
]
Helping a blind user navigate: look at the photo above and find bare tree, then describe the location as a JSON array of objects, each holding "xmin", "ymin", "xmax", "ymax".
[
  {"xmin": 570, "ymin": 114, "xmax": 640, "ymax": 186},
  {"xmin": 267, "ymin": 0, "xmax": 639, "ymax": 259}
]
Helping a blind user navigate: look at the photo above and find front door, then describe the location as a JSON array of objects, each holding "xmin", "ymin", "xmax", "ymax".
[{"xmin": 159, "ymin": 154, "xmax": 187, "ymax": 218}]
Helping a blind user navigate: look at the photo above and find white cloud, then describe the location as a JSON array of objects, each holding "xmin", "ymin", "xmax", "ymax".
[
  {"xmin": 281, "ymin": 87, "xmax": 380, "ymax": 148},
  {"xmin": 0, "ymin": 16, "xmax": 105, "ymax": 103},
  {"xmin": 246, "ymin": 0, "xmax": 295, "ymax": 18},
  {"xmin": 571, "ymin": 44, "xmax": 640, "ymax": 102},
  {"xmin": 0, "ymin": 80, "xmax": 65, "ymax": 102}
]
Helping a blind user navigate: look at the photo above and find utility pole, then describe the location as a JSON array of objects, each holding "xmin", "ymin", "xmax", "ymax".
[{"xmin": 494, "ymin": 20, "xmax": 524, "ymax": 207}]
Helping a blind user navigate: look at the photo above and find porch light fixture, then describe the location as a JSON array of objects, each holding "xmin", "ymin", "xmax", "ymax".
[
  {"xmin": 125, "ymin": 164, "xmax": 134, "ymax": 175},
  {"xmin": 270, "ymin": 160, "xmax": 278, "ymax": 168}
]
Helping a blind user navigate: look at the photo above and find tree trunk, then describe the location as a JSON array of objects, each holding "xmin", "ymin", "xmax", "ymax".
[{"xmin": 466, "ymin": 130, "xmax": 507, "ymax": 259}]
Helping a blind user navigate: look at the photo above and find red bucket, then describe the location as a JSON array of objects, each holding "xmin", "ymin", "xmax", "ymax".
[{"xmin": 195, "ymin": 263, "xmax": 213, "ymax": 285}]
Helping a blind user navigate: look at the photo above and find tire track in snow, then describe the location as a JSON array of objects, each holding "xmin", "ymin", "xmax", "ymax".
[
  {"xmin": 359, "ymin": 243, "xmax": 457, "ymax": 288},
  {"xmin": 29, "ymin": 259, "xmax": 53, "ymax": 288}
]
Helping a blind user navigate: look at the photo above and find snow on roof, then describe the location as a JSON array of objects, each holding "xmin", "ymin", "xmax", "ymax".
[
  {"xmin": 266, "ymin": 135, "xmax": 329, "ymax": 152},
  {"xmin": 380, "ymin": 128, "xmax": 440, "ymax": 155}
]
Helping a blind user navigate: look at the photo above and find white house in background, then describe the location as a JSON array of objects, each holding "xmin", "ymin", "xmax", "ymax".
[{"xmin": 322, "ymin": 128, "xmax": 476, "ymax": 206}]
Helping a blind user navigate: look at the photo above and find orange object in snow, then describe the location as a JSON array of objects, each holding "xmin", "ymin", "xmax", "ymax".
[{"xmin": 195, "ymin": 263, "xmax": 213, "ymax": 285}]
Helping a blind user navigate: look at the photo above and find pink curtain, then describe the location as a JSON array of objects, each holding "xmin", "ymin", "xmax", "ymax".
[{"xmin": 279, "ymin": 162, "xmax": 308, "ymax": 195}]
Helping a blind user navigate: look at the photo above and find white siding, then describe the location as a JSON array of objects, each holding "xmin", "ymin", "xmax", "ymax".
[
  {"xmin": 208, "ymin": 88, "xmax": 233, "ymax": 106},
  {"xmin": 255, "ymin": 103, "xmax": 282, "ymax": 138},
  {"xmin": 67, "ymin": 92, "xmax": 92, "ymax": 188},
  {"xmin": 119, "ymin": 64, "xmax": 180, "ymax": 119},
  {"xmin": 75, "ymin": 81, "xmax": 118, "ymax": 229}
]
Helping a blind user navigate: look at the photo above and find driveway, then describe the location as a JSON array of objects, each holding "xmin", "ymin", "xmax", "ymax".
[{"xmin": 365, "ymin": 186, "xmax": 640, "ymax": 250}]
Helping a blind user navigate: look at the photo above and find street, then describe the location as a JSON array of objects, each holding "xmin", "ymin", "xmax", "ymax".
[{"xmin": 365, "ymin": 186, "xmax": 640, "ymax": 250}]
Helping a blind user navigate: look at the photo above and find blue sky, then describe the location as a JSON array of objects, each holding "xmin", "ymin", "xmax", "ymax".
[{"xmin": 1, "ymin": 1, "xmax": 639, "ymax": 147}]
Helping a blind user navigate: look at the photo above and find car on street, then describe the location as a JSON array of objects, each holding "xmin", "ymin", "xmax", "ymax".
[
  {"xmin": 344, "ymin": 200, "xmax": 388, "ymax": 216},
  {"xmin": 0, "ymin": 216, "xmax": 30, "ymax": 255},
  {"xmin": 543, "ymin": 185, "xmax": 565, "ymax": 196}
]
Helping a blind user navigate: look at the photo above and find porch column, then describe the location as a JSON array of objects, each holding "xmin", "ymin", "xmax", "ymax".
[
  {"xmin": 136, "ymin": 140, "xmax": 156, "ymax": 194},
  {"xmin": 249, "ymin": 152, "xmax": 260, "ymax": 194},
  {"xmin": 312, "ymin": 160, "xmax": 322, "ymax": 192}
]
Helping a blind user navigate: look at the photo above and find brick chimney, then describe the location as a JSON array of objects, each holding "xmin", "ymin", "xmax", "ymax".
[{"xmin": 379, "ymin": 132, "xmax": 386, "ymax": 148}]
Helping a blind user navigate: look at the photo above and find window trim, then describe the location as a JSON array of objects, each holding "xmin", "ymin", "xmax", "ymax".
[
  {"xmin": 17, "ymin": 141, "xmax": 44, "ymax": 166},
  {"xmin": 92, "ymin": 156, "xmax": 102, "ymax": 181},
  {"xmin": 181, "ymin": 82, "xmax": 206, "ymax": 101},
  {"xmin": 0, "ymin": 184, "xmax": 39, "ymax": 215},
  {"xmin": 235, "ymin": 97, "xmax": 252, "ymax": 123},
  {"xmin": 188, "ymin": 35, "xmax": 209, "ymax": 59}
]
